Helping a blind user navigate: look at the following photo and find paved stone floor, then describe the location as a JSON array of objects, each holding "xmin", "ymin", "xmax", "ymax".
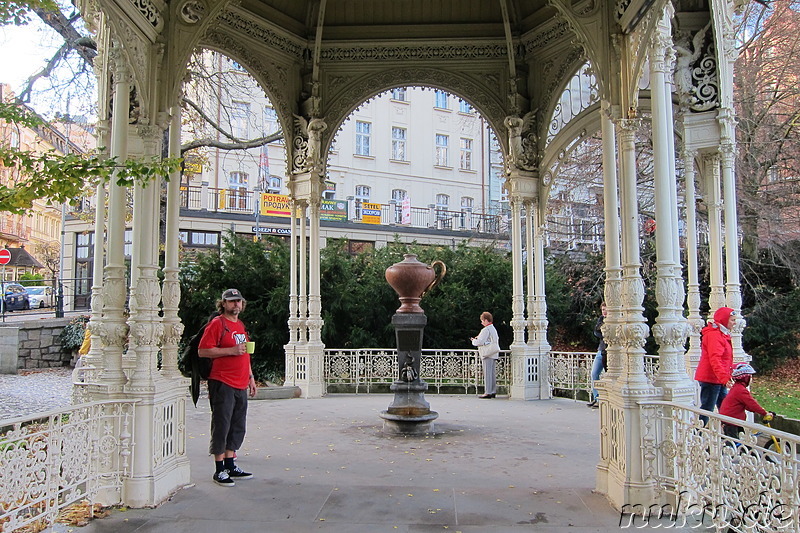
[
  {"xmin": 0, "ymin": 372, "xmax": 705, "ymax": 532},
  {"xmin": 0, "ymin": 367, "xmax": 73, "ymax": 419}
]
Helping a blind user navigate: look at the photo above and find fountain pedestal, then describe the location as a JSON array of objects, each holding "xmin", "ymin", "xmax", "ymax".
[{"xmin": 380, "ymin": 313, "xmax": 438, "ymax": 435}]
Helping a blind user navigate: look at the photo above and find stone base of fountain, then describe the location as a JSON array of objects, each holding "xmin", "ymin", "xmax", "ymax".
[{"xmin": 380, "ymin": 379, "xmax": 438, "ymax": 435}]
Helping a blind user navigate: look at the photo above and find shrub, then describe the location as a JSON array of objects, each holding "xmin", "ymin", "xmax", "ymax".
[{"xmin": 59, "ymin": 315, "xmax": 90, "ymax": 351}]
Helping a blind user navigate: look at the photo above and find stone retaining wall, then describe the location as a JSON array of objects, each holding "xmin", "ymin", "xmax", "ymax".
[{"xmin": 0, "ymin": 318, "xmax": 73, "ymax": 373}]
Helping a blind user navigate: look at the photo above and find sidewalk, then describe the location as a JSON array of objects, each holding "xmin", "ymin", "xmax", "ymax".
[{"xmin": 45, "ymin": 393, "xmax": 701, "ymax": 532}]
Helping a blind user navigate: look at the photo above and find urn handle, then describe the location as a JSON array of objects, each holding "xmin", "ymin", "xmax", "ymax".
[{"xmin": 421, "ymin": 260, "xmax": 446, "ymax": 298}]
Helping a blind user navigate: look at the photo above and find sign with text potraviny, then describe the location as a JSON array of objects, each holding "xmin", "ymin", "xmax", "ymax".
[
  {"xmin": 361, "ymin": 202, "xmax": 382, "ymax": 224},
  {"xmin": 259, "ymin": 193, "xmax": 293, "ymax": 217}
]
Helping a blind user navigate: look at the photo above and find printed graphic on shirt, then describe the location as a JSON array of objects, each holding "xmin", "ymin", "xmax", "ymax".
[{"xmin": 233, "ymin": 332, "xmax": 247, "ymax": 345}]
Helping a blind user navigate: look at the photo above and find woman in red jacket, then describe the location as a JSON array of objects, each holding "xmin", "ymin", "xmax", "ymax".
[{"xmin": 694, "ymin": 307, "xmax": 737, "ymax": 425}]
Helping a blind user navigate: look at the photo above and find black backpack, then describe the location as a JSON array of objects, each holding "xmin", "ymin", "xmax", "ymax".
[{"xmin": 183, "ymin": 313, "xmax": 226, "ymax": 406}]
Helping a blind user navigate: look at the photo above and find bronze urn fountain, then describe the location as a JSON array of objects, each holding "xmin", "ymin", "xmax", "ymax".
[{"xmin": 380, "ymin": 254, "xmax": 445, "ymax": 435}]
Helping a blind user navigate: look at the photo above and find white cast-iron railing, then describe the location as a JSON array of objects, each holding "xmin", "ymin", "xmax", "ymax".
[
  {"xmin": 0, "ymin": 400, "xmax": 135, "ymax": 533},
  {"xmin": 638, "ymin": 401, "xmax": 800, "ymax": 532},
  {"xmin": 323, "ymin": 349, "xmax": 659, "ymax": 397},
  {"xmin": 324, "ymin": 349, "xmax": 512, "ymax": 394}
]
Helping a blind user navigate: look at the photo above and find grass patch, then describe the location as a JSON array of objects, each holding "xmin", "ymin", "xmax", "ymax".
[{"xmin": 751, "ymin": 357, "xmax": 800, "ymax": 420}]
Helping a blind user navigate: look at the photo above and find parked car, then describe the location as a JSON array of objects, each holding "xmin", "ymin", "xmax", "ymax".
[
  {"xmin": 2, "ymin": 283, "xmax": 31, "ymax": 312},
  {"xmin": 25, "ymin": 285, "xmax": 55, "ymax": 308}
]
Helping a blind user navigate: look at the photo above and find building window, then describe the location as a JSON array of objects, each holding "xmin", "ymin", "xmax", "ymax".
[
  {"xmin": 460, "ymin": 197, "xmax": 474, "ymax": 229},
  {"xmin": 460, "ymin": 138, "xmax": 473, "ymax": 170},
  {"xmin": 355, "ymin": 185, "xmax": 371, "ymax": 218},
  {"xmin": 355, "ymin": 121, "xmax": 371, "ymax": 156},
  {"xmin": 391, "ymin": 189, "xmax": 407, "ymax": 223},
  {"xmin": 434, "ymin": 90, "xmax": 448, "ymax": 109},
  {"xmin": 435, "ymin": 134, "xmax": 449, "ymax": 167},
  {"xmin": 459, "ymin": 100, "xmax": 473, "ymax": 113},
  {"xmin": 391, "ymin": 88, "xmax": 407, "ymax": 101},
  {"xmin": 231, "ymin": 101, "xmax": 249, "ymax": 138},
  {"xmin": 267, "ymin": 176, "xmax": 281, "ymax": 194},
  {"xmin": 229, "ymin": 171, "xmax": 248, "ymax": 186},
  {"xmin": 391, "ymin": 127, "xmax": 407, "ymax": 161},
  {"xmin": 436, "ymin": 194, "xmax": 450, "ymax": 217},
  {"xmin": 10, "ymin": 128, "xmax": 20, "ymax": 149},
  {"xmin": 347, "ymin": 240, "xmax": 375, "ymax": 255},
  {"xmin": 180, "ymin": 230, "xmax": 220, "ymax": 248},
  {"xmin": 263, "ymin": 107, "xmax": 279, "ymax": 136}
]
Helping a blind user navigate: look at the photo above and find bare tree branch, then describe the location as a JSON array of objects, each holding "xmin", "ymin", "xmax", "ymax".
[{"xmin": 181, "ymin": 131, "xmax": 283, "ymax": 154}]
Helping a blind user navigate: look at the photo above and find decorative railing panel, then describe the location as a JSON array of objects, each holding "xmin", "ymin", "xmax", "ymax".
[
  {"xmin": 324, "ymin": 349, "xmax": 511, "ymax": 394},
  {"xmin": 638, "ymin": 401, "xmax": 800, "ymax": 532},
  {"xmin": 0, "ymin": 401, "xmax": 135, "ymax": 533},
  {"xmin": 549, "ymin": 351, "xmax": 594, "ymax": 397},
  {"xmin": 548, "ymin": 351, "xmax": 661, "ymax": 398}
]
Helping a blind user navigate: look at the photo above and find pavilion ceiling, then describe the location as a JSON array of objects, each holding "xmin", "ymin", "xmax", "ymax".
[{"xmin": 236, "ymin": 0, "xmax": 560, "ymax": 42}]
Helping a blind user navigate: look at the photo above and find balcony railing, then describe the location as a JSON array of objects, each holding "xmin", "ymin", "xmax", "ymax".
[{"xmin": 178, "ymin": 186, "xmax": 507, "ymax": 235}]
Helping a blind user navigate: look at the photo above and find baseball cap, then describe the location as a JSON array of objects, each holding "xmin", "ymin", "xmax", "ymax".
[{"xmin": 221, "ymin": 288, "xmax": 244, "ymax": 301}]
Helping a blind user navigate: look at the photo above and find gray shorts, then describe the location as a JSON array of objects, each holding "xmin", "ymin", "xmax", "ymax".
[{"xmin": 208, "ymin": 379, "xmax": 249, "ymax": 456}]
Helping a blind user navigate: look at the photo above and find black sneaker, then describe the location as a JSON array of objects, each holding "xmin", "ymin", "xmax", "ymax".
[
  {"xmin": 227, "ymin": 465, "xmax": 253, "ymax": 479},
  {"xmin": 213, "ymin": 469, "xmax": 235, "ymax": 487}
]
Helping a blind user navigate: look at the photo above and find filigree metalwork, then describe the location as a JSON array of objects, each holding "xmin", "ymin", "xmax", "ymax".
[
  {"xmin": 0, "ymin": 401, "xmax": 135, "ymax": 532},
  {"xmin": 639, "ymin": 401, "xmax": 800, "ymax": 532},
  {"xmin": 322, "ymin": 349, "xmax": 512, "ymax": 395},
  {"xmin": 546, "ymin": 63, "xmax": 599, "ymax": 146}
]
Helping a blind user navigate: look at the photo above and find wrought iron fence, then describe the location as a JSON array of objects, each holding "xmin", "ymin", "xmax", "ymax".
[
  {"xmin": 324, "ymin": 348, "xmax": 511, "ymax": 394},
  {"xmin": 0, "ymin": 400, "xmax": 135, "ymax": 533},
  {"xmin": 638, "ymin": 401, "xmax": 800, "ymax": 532},
  {"xmin": 323, "ymin": 349, "xmax": 660, "ymax": 397}
]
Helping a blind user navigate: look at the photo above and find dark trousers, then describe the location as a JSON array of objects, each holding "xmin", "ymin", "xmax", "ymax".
[
  {"xmin": 208, "ymin": 379, "xmax": 248, "ymax": 456},
  {"xmin": 698, "ymin": 382, "xmax": 727, "ymax": 426}
]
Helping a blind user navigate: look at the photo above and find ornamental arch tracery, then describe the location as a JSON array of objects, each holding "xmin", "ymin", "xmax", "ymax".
[{"xmin": 320, "ymin": 69, "xmax": 512, "ymax": 163}]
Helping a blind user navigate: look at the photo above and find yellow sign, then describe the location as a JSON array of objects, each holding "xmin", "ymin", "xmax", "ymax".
[
  {"xmin": 361, "ymin": 202, "xmax": 382, "ymax": 225},
  {"xmin": 217, "ymin": 189, "xmax": 227, "ymax": 209},
  {"xmin": 259, "ymin": 193, "xmax": 292, "ymax": 217}
]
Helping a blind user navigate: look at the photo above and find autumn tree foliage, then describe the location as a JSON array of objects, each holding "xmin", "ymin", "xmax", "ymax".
[{"xmin": 735, "ymin": 0, "xmax": 800, "ymax": 282}]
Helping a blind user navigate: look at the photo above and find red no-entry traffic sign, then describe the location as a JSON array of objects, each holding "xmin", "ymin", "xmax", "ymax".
[{"xmin": 0, "ymin": 249, "xmax": 11, "ymax": 265}]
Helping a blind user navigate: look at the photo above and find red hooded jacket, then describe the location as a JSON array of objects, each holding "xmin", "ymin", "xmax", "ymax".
[{"xmin": 694, "ymin": 307, "xmax": 734, "ymax": 385}]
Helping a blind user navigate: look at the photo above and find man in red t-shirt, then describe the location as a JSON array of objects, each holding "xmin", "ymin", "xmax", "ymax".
[{"xmin": 198, "ymin": 288, "xmax": 257, "ymax": 487}]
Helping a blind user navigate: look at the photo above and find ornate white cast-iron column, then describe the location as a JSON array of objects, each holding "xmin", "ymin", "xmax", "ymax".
[
  {"xmin": 596, "ymin": 102, "xmax": 622, "ymax": 495},
  {"xmin": 508, "ymin": 195, "xmax": 527, "ymax": 350},
  {"xmin": 97, "ymin": 42, "xmax": 130, "ymax": 392},
  {"xmin": 720, "ymin": 138, "xmax": 747, "ymax": 361},
  {"xmin": 128, "ymin": 124, "xmax": 163, "ymax": 389},
  {"xmin": 284, "ymin": 200, "xmax": 300, "ymax": 384},
  {"xmin": 161, "ymin": 110, "xmax": 184, "ymax": 379},
  {"xmin": 530, "ymin": 201, "xmax": 551, "ymax": 399},
  {"xmin": 703, "ymin": 153, "xmax": 727, "ymax": 312},
  {"xmin": 602, "ymin": 115, "xmax": 657, "ymax": 508},
  {"xmin": 682, "ymin": 149, "xmax": 703, "ymax": 375},
  {"xmin": 648, "ymin": 20, "xmax": 693, "ymax": 400},
  {"xmin": 83, "ymin": 119, "xmax": 108, "ymax": 376},
  {"xmin": 305, "ymin": 194, "xmax": 325, "ymax": 398},
  {"xmin": 84, "ymin": 42, "xmax": 111, "ymax": 377},
  {"xmin": 125, "ymin": 112, "xmax": 191, "ymax": 507}
]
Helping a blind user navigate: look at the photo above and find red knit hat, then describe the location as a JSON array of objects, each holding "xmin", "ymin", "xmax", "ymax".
[{"xmin": 713, "ymin": 307, "xmax": 735, "ymax": 328}]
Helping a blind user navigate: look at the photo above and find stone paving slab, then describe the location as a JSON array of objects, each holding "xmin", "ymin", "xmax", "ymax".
[{"xmin": 42, "ymin": 392, "xmax": 705, "ymax": 532}]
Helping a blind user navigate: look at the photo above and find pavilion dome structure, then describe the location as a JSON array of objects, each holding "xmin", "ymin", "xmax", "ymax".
[{"xmin": 54, "ymin": 0, "xmax": 767, "ymax": 521}]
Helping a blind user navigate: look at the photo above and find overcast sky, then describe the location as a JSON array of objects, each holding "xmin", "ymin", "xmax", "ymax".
[{"xmin": 0, "ymin": 20, "xmax": 58, "ymax": 92}]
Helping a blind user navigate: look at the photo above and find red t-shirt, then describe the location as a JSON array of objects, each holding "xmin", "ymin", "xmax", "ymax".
[{"xmin": 198, "ymin": 316, "xmax": 250, "ymax": 389}]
